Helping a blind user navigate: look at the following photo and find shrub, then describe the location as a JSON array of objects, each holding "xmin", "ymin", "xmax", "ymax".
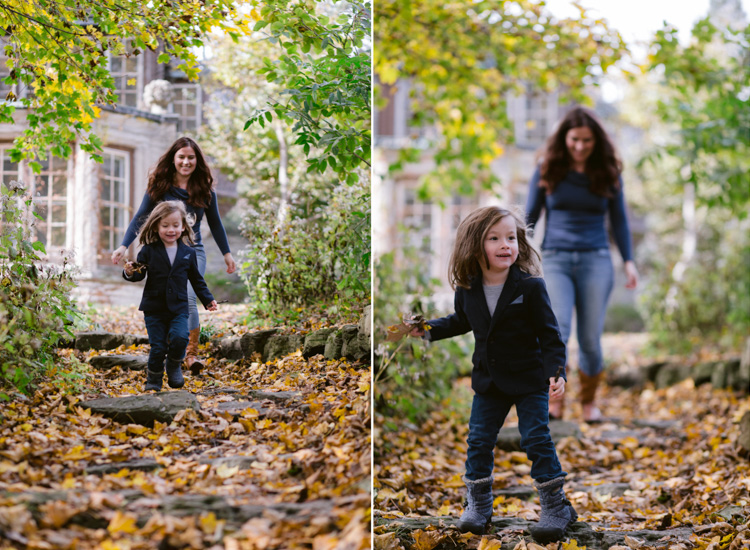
[
  {"xmin": 238, "ymin": 178, "xmax": 370, "ymax": 322},
  {"xmin": 374, "ymin": 244, "xmax": 473, "ymax": 422},
  {"xmin": 0, "ymin": 181, "xmax": 81, "ymax": 396}
]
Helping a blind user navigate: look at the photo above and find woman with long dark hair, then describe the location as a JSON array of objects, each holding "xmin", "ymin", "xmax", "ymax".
[
  {"xmin": 112, "ymin": 137, "xmax": 236, "ymax": 373},
  {"xmin": 525, "ymin": 107, "xmax": 638, "ymax": 423}
]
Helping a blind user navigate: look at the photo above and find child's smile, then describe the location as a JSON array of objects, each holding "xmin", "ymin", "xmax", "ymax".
[
  {"xmin": 158, "ymin": 211, "xmax": 184, "ymax": 245},
  {"xmin": 482, "ymin": 216, "xmax": 519, "ymax": 278}
]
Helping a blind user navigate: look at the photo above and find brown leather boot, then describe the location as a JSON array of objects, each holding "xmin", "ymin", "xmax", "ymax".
[
  {"xmin": 579, "ymin": 371, "xmax": 603, "ymax": 423},
  {"xmin": 184, "ymin": 328, "xmax": 204, "ymax": 375}
]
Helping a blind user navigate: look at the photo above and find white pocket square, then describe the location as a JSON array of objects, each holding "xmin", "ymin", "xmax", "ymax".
[
  {"xmin": 510, "ymin": 295, "xmax": 523, "ymax": 305},
  {"xmin": 183, "ymin": 254, "xmax": 191, "ymax": 259}
]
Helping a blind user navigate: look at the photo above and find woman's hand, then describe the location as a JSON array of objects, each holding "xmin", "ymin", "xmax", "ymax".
[
  {"xmin": 624, "ymin": 260, "xmax": 639, "ymax": 290},
  {"xmin": 549, "ymin": 376, "xmax": 566, "ymax": 400},
  {"xmin": 111, "ymin": 245, "xmax": 127, "ymax": 265},
  {"xmin": 224, "ymin": 253, "xmax": 236, "ymax": 274}
]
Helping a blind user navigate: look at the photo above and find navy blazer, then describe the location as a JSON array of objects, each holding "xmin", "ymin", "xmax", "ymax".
[
  {"xmin": 123, "ymin": 240, "xmax": 215, "ymax": 315},
  {"xmin": 427, "ymin": 264, "xmax": 566, "ymax": 395}
]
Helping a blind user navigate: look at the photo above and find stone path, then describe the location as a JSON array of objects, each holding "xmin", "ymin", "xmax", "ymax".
[{"xmin": 2, "ymin": 311, "xmax": 371, "ymax": 548}]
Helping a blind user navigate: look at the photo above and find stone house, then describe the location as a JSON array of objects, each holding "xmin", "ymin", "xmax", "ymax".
[{"xmin": 0, "ymin": 46, "xmax": 238, "ymax": 305}]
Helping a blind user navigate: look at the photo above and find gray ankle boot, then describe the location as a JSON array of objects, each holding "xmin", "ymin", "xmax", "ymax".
[
  {"xmin": 529, "ymin": 477, "xmax": 577, "ymax": 543},
  {"xmin": 144, "ymin": 369, "xmax": 163, "ymax": 391},
  {"xmin": 456, "ymin": 476, "xmax": 494, "ymax": 535},
  {"xmin": 165, "ymin": 359, "xmax": 185, "ymax": 389}
]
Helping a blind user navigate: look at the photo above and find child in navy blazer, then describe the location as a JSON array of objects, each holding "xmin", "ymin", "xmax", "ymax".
[
  {"xmin": 411, "ymin": 206, "xmax": 576, "ymax": 543},
  {"xmin": 123, "ymin": 201, "xmax": 218, "ymax": 391}
]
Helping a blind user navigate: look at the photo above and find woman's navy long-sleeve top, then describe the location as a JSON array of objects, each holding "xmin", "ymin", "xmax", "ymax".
[
  {"xmin": 525, "ymin": 167, "xmax": 633, "ymax": 262},
  {"xmin": 120, "ymin": 186, "xmax": 231, "ymax": 254}
]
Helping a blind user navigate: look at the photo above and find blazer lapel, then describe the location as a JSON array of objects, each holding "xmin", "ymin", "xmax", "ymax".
[
  {"xmin": 153, "ymin": 241, "xmax": 171, "ymax": 271},
  {"xmin": 469, "ymin": 276, "xmax": 492, "ymax": 325},
  {"xmin": 488, "ymin": 265, "xmax": 520, "ymax": 333}
]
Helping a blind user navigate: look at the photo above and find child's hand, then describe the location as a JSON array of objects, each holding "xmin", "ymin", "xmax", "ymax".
[
  {"xmin": 206, "ymin": 300, "xmax": 218, "ymax": 311},
  {"xmin": 409, "ymin": 326, "xmax": 425, "ymax": 338},
  {"xmin": 123, "ymin": 261, "xmax": 135, "ymax": 276},
  {"xmin": 549, "ymin": 375, "xmax": 565, "ymax": 401}
]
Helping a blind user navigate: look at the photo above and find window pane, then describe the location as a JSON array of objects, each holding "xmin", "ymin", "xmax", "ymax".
[
  {"xmin": 114, "ymin": 179, "xmax": 123, "ymax": 203},
  {"xmin": 100, "ymin": 206, "xmax": 110, "ymax": 227},
  {"xmin": 125, "ymin": 57, "xmax": 137, "ymax": 72},
  {"xmin": 113, "ymin": 158, "xmax": 122, "ymax": 179},
  {"xmin": 113, "ymin": 207, "xmax": 122, "ymax": 227},
  {"xmin": 35, "ymin": 176, "xmax": 48, "ymax": 197},
  {"xmin": 51, "ymin": 204, "xmax": 66, "ymax": 223},
  {"xmin": 36, "ymin": 225, "xmax": 47, "ymax": 245},
  {"xmin": 99, "ymin": 230, "xmax": 110, "ymax": 251},
  {"xmin": 110, "ymin": 57, "xmax": 122, "ymax": 72},
  {"xmin": 124, "ymin": 92, "xmax": 137, "ymax": 107},
  {"xmin": 101, "ymin": 179, "xmax": 111, "ymax": 201},
  {"xmin": 186, "ymin": 104, "xmax": 196, "ymax": 117},
  {"xmin": 34, "ymin": 201, "xmax": 47, "ymax": 219},
  {"xmin": 53, "ymin": 176, "xmax": 67, "ymax": 197},
  {"xmin": 51, "ymin": 227, "xmax": 65, "ymax": 246},
  {"xmin": 51, "ymin": 155, "xmax": 67, "ymax": 171},
  {"xmin": 37, "ymin": 157, "xmax": 49, "ymax": 172},
  {"xmin": 3, "ymin": 157, "xmax": 17, "ymax": 173}
]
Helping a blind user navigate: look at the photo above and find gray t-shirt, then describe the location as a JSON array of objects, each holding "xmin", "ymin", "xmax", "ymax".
[
  {"xmin": 165, "ymin": 244, "xmax": 177, "ymax": 265},
  {"xmin": 483, "ymin": 283, "xmax": 505, "ymax": 317}
]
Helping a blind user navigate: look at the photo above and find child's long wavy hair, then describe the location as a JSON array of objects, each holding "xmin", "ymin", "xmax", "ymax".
[
  {"xmin": 538, "ymin": 106, "xmax": 622, "ymax": 198},
  {"xmin": 138, "ymin": 201, "xmax": 196, "ymax": 247},
  {"xmin": 448, "ymin": 206, "xmax": 542, "ymax": 289},
  {"xmin": 147, "ymin": 136, "xmax": 213, "ymax": 208}
]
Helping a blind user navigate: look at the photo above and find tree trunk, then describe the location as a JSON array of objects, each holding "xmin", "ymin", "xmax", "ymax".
[
  {"xmin": 274, "ymin": 119, "xmax": 290, "ymax": 232},
  {"xmin": 665, "ymin": 176, "xmax": 696, "ymax": 313}
]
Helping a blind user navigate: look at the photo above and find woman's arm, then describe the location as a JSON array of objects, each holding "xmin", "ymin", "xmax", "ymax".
[
  {"xmin": 525, "ymin": 166, "xmax": 546, "ymax": 232},
  {"xmin": 111, "ymin": 192, "xmax": 156, "ymax": 264},
  {"xmin": 204, "ymin": 191, "xmax": 236, "ymax": 273},
  {"xmin": 609, "ymin": 177, "xmax": 638, "ymax": 289}
]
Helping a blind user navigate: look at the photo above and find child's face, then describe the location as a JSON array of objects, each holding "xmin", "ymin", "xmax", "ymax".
[
  {"xmin": 158, "ymin": 211, "xmax": 184, "ymax": 246},
  {"xmin": 174, "ymin": 146, "xmax": 197, "ymax": 178},
  {"xmin": 482, "ymin": 216, "xmax": 519, "ymax": 274}
]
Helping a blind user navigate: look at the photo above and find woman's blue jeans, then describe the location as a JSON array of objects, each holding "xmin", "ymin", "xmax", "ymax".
[
  {"xmin": 186, "ymin": 243, "xmax": 207, "ymax": 332},
  {"xmin": 542, "ymin": 249, "xmax": 614, "ymax": 377},
  {"xmin": 465, "ymin": 387, "xmax": 566, "ymax": 483}
]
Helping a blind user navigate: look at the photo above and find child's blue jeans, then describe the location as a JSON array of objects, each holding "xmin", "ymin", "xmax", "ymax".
[
  {"xmin": 144, "ymin": 312, "xmax": 190, "ymax": 372},
  {"xmin": 465, "ymin": 386, "xmax": 565, "ymax": 483}
]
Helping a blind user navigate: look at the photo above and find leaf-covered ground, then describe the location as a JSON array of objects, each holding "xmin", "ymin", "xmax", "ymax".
[
  {"xmin": 374, "ymin": 334, "xmax": 750, "ymax": 550},
  {"xmin": 0, "ymin": 305, "xmax": 371, "ymax": 549}
]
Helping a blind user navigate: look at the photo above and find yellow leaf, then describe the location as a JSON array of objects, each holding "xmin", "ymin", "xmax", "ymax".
[
  {"xmin": 256, "ymin": 418, "xmax": 272, "ymax": 429},
  {"xmin": 62, "ymin": 445, "xmax": 90, "ymax": 461},
  {"xmin": 411, "ymin": 529, "xmax": 443, "ymax": 550},
  {"xmin": 107, "ymin": 511, "xmax": 138, "ymax": 535},
  {"xmin": 215, "ymin": 464, "xmax": 239, "ymax": 479},
  {"xmin": 561, "ymin": 540, "xmax": 584, "ymax": 550},
  {"xmin": 200, "ymin": 512, "xmax": 219, "ymax": 534},
  {"xmin": 477, "ymin": 537, "xmax": 503, "ymax": 550},
  {"xmin": 61, "ymin": 475, "xmax": 76, "ymax": 489},
  {"xmin": 373, "ymin": 532, "xmax": 404, "ymax": 550},
  {"xmin": 19, "ymin": 423, "xmax": 32, "ymax": 432}
]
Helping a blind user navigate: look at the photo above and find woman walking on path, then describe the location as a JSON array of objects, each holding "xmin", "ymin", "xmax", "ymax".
[
  {"xmin": 410, "ymin": 206, "xmax": 577, "ymax": 543},
  {"xmin": 111, "ymin": 137, "xmax": 236, "ymax": 373},
  {"xmin": 123, "ymin": 201, "xmax": 218, "ymax": 391},
  {"xmin": 525, "ymin": 106, "xmax": 638, "ymax": 423}
]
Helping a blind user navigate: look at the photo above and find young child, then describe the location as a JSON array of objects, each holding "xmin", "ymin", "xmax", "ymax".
[
  {"xmin": 123, "ymin": 201, "xmax": 218, "ymax": 391},
  {"xmin": 410, "ymin": 206, "xmax": 577, "ymax": 543}
]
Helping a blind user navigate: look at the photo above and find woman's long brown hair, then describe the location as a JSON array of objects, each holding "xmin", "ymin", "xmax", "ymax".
[
  {"xmin": 539, "ymin": 106, "xmax": 622, "ymax": 197},
  {"xmin": 147, "ymin": 137, "xmax": 213, "ymax": 208},
  {"xmin": 448, "ymin": 206, "xmax": 542, "ymax": 290}
]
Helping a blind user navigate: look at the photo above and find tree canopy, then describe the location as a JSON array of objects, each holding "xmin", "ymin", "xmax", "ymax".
[
  {"xmin": 375, "ymin": 0, "xmax": 627, "ymax": 195},
  {"xmin": 244, "ymin": 0, "xmax": 371, "ymax": 183},
  {"xmin": 0, "ymin": 0, "xmax": 246, "ymax": 165}
]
